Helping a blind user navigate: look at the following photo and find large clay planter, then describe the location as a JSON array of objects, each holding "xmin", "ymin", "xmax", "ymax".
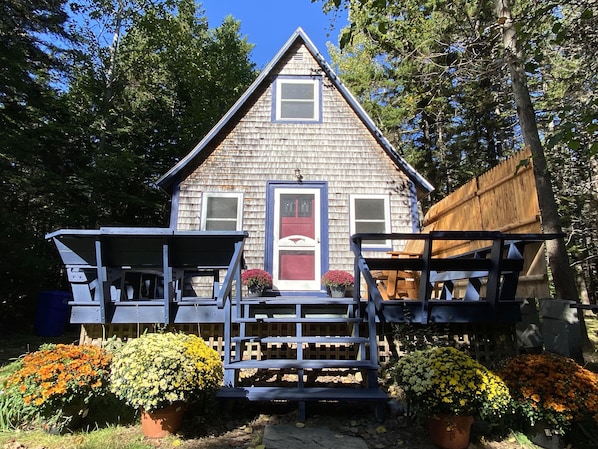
[
  {"xmin": 140, "ymin": 403, "xmax": 185, "ymax": 438},
  {"xmin": 428, "ymin": 413, "xmax": 474, "ymax": 449}
]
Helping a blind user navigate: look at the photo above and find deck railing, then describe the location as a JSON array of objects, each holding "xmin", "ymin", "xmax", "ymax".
[
  {"xmin": 46, "ymin": 228, "xmax": 248, "ymax": 325},
  {"xmin": 350, "ymin": 231, "xmax": 562, "ymax": 324}
]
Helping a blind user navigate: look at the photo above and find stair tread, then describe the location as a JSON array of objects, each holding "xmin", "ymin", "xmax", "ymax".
[
  {"xmin": 231, "ymin": 336, "xmax": 368, "ymax": 343},
  {"xmin": 217, "ymin": 386, "xmax": 389, "ymax": 401},
  {"xmin": 233, "ymin": 317, "xmax": 361, "ymax": 323},
  {"xmin": 239, "ymin": 298, "xmax": 360, "ymax": 305},
  {"xmin": 225, "ymin": 359, "xmax": 378, "ymax": 369}
]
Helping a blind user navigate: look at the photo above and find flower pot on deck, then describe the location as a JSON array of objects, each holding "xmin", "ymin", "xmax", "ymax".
[{"xmin": 329, "ymin": 285, "xmax": 347, "ymax": 297}]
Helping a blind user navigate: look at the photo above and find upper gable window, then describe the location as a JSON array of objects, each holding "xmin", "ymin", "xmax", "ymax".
[{"xmin": 272, "ymin": 76, "xmax": 322, "ymax": 123}]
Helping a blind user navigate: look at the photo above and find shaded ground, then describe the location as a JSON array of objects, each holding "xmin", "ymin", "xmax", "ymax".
[
  {"xmin": 166, "ymin": 399, "xmax": 530, "ymax": 449},
  {"xmin": 5, "ymin": 317, "xmax": 598, "ymax": 449}
]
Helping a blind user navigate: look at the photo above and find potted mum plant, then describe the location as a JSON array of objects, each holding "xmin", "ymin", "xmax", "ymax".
[
  {"xmin": 498, "ymin": 352, "xmax": 598, "ymax": 447},
  {"xmin": 241, "ymin": 268, "xmax": 272, "ymax": 297},
  {"xmin": 392, "ymin": 346, "xmax": 512, "ymax": 449},
  {"xmin": 321, "ymin": 270, "xmax": 354, "ymax": 297},
  {"xmin": 109, "ymin": 332, "xmax": 223, "ymax": 438},
  {"xmin": 3, "ymin": 343, "xmax": 112, "ymax": 433}
]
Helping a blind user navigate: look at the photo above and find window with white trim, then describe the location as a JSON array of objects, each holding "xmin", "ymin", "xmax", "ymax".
[
  {"xmin": 349, "ymin": 195, "xmax": 391, "ymax": 249},
  {"xmin": 272, "ymin": 76, "xmax": 321, "ymax": 122},
  {"xmin": 201, "ymin": 193, "xmax": 243, "ymax": 231}
]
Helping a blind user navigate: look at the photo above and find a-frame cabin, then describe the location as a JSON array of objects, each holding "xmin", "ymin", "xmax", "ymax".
[{"xmin": 47, "ymin": 28, "xmax": 559, "ymax": 419}]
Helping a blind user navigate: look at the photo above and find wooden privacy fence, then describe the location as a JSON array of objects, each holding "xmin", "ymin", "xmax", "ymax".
[
  {"xmin": 400, "ymin": 148, "xmax": 549, "ymax": 299},
  {"xmin": 416, "ymin": 148, "xmax": 540, "ymax": 254}
]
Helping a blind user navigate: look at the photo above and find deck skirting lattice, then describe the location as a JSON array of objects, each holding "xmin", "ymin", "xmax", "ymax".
[{"xmin": 79, "ymin": 322, "xmax": 517, "ymax": 365}]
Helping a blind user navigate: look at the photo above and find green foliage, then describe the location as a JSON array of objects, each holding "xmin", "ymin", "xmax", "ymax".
[
  {"xmin": 0, "ymin": 426, "xmax": 157, "ymax": 449},
  {"xmin": 327, "ymin": 0, "xmax": 518, "ymax": 206},
  {"xmin": 0, "ymin": 360, "xmax": 27, "ymax": 431},
  {"xmin": 498, "ymin": 353, "xmax": 598, "ymax": 434},
  {"xmin": 321, "ymin": 0, "xmax": 590, "ymax": 299},
  {"xmin": 0, "ymin": 0, "xmax": 77, "ymax": 320},
  {"xmin": 0, "ymin": 0, "xmax": 257, "ymax": 315}
]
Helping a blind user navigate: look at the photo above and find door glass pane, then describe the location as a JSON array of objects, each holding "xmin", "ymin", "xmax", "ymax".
[
  {"xmin": 279, "ymin": 251, "xmax": 315, "ymax": 280},
  {"xmin": 297, "ymin": 196, "xmax": 313, "ymax": 217},
  {"xmin": 279, "ymin": 193, "xmax": 315, "ymax": 239},
  {"xmin": 281, "ymin": 195, "xmax": 296, "ymax": 217}
]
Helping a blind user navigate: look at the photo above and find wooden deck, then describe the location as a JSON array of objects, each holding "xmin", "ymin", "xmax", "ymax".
[{"xmin": 47, "ymin": 228, "xmax": 561, "ymax": 419}]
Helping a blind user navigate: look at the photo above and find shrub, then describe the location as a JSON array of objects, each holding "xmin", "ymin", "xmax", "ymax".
[
  {"xmin": 498, "ymin": 352, "xmax": 598, "ymax": 433},
  {"xmin": 321, "ymin": 270, "xmax": 354, "ymax": 288},
  {"xmin": 109, "ymin": 332, "xmax": 223, "ymax": 412},
  {"xmin": 241, "ymin": 269, "xmax": 273, "ymax": 289},
  {"xmin": 392, "ymin": 346, "xmax": 512, "ymax": 421},
  {"xmin": 3, "ymin": 344, "xmax": 112, "ymax": 431}
]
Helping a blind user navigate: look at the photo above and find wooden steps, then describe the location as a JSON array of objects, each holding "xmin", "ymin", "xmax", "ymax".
[
  {"xmin": 224, "ymin": 359, "xmax": 378, "ymax": 370},
  {"xmin": 221, "ymin": 294, "xmax": 382, "ymax": 420},
  {"xmin": 217, "ymin": 386, "xmax": 388, "ymax": 402}
]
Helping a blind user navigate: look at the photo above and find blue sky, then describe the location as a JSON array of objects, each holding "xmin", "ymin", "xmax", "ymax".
[{"xmin": 199, "ymin": 0, "xmax": 347, "ymax": 67}]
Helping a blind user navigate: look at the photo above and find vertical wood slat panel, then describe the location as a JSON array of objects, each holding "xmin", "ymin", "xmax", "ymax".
[{"xmin": 411, "ymin": 148, "xmax": 540, "ymax": 258}]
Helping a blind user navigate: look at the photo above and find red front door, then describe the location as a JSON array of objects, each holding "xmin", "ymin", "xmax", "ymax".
[{"xmin": 273, "ymin": 187, "xmax": 321, "ymax": 290}]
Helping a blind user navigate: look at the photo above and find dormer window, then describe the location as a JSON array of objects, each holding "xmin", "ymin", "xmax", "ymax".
[{"xmin": 272, "ymin": 76, "xmax": 322, "ymax": 123}]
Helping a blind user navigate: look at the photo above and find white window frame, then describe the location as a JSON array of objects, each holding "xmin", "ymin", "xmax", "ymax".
[
  {"xmin": 272, "ymin": 76, "xmax": 321, "ymax": 123},
  {"xmin": 200, "ymin": 192, "xmax": 244, "ymax": 231},
  {"xmin": 349, "ymin": 194, "xmax": 392, "ymax": 250}
]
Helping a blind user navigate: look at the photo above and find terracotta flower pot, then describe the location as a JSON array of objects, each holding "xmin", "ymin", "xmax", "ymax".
[
  {"xmin": 428, "ymin": 413, "xmax": 474, "ymax": 449},
  {"xmin": 140, "ymin": 402, "xmax": 185, "ymax": 438}
]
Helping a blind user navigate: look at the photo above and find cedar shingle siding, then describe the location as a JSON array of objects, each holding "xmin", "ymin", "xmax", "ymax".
[{"xmin": 160, "ymin": 29, "xmax": 432, "ymax": 288}]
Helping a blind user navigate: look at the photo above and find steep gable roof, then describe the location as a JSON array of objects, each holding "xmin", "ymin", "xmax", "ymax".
[{"xmin": 156, "ymin": 27, "xmax": 433, "ymax": 198}]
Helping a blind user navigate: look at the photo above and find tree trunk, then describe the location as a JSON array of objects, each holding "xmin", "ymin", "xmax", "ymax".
[{"xmin": 495, "ymin": 0, "xmax": 578, "ymax": 300}]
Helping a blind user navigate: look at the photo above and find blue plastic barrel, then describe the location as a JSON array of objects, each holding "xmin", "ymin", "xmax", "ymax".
[{"xmin": 34, "ymin": 291, "xmax": 72, "ymax": 337}]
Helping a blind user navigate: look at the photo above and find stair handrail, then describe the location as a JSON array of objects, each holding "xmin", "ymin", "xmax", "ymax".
[{"xmin": 216, "ymin": 237, "xmax": 247, "ymax": 309}]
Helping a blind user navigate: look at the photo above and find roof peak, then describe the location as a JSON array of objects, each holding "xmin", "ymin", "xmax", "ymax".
[{"xmin": 156, "ymin": 27, "xmax": 433, "ymax": 196}]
